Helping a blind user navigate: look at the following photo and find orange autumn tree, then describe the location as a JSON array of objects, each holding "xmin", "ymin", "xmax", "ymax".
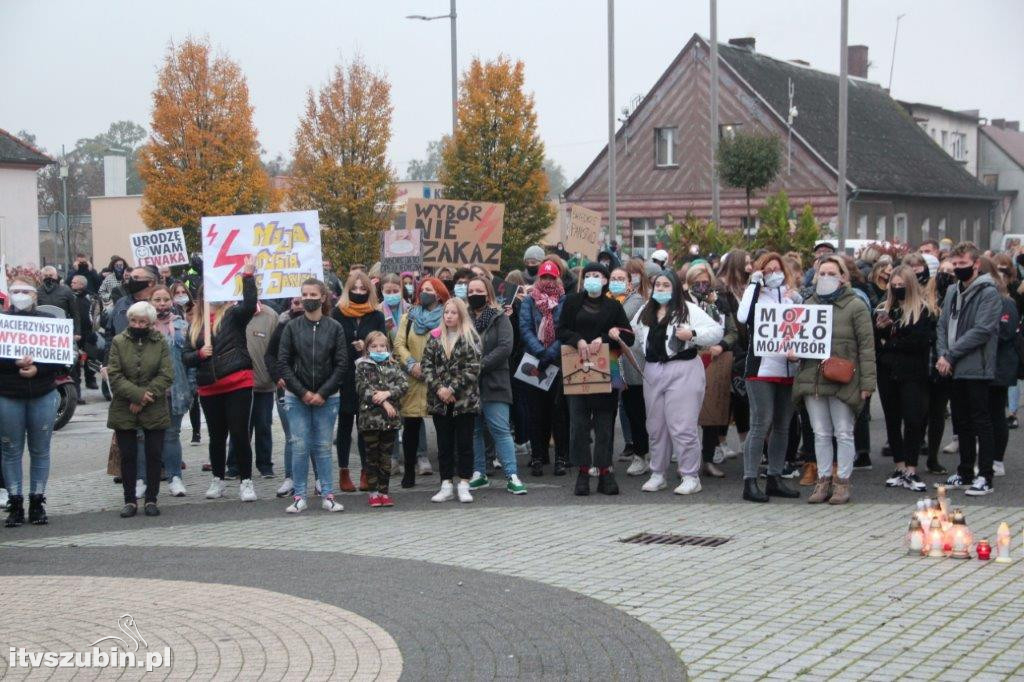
[
  {"xmin": 440, "ymin": 56, "xmax": 554, "ymax": 270},
  {"xmin": 138, "ymin": 38, "xmax": 269, "ymax": 254},
  {"xmin": 288, "ymin": 56, "xmax": 396, "ymax": 267}
]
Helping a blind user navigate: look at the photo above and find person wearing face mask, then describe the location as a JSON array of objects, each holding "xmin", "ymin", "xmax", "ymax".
[
  {"xmin": 1, "ymin": 277, "xmax": 64, "ymax": 527},
  {"xmin": 557, "ymin": 262, "xmax": 633, "ymax": 496},
  {"xmin": 400, "ymin": 272, "xmax": 417, "ymax": 305},
  {"xmin": 99, "ymin": 256, "xmax": 129, "ymax": 309},
  {"xmin": 168, "ymin": 282, "xmax": 201, "ymax": 446},
  {"xmin": 610, "ymin": 265, "xmax": 650, "ymax": 476},
  {"xmin": 69, "ymin": 274, "xmax": 99, "ymax": 396},
  {"xmin": 278, "ymin": 279, "xmax": 348, "ymax": 513},
  {"xmin": 66, "ymin": 254, "xmax": 102, "ymax": 294},
  {"xmin": 355, "ymin": 331, "xmax": 409, "ymax": 507},
  {"xmin": 331, "ymin": 271, "xmax": 386, "ymax": 493},
  {"xmin": 449, "ymin": 268, "xmax": 473, "ymax": 302},
  {"xmin": 36, "ymin": 266, "xmax": 81, "ymax": 339},
  {"xmin": 735, "ymin": 253, "xmax": 803, "ymax": 503},
  {"xmin": 792, "ymin": 256, "xmax": 876, "ymax": 505},
  {"xmin": 104, "ymin": 267, "xmax": 158, "ymax": 343},
  {"xmin": 379, "ymin": 274, "xmax": 410, "ymax": 340},
  {"xmin": 465, "ymin": 276, "xmax": 528, "ymax": 495},
  {"xmin": 923, "ymin": 260, "xmax": 957, "ymax": 473},
  {"xmin": 874, "ymin": 266, "xmax": 937, "ymax": 493},
  {"xmin": 522, "ymin": 245, "xmax": 546, "ymax": 284},
  {"xmin": 935, "ymin": 243, "xmax": 1003, "ymax": 496},
  {"xmin": 395, "ymin": 277, "xmax": 451, "ymax": 486},
  {"xmin": 437, "ymin": 267, "xmax": 455, "ymax": 294},
  {"xmin": 979, "ymin": 257, "xmax": 1020, "ymax": 478},
  {"xmin": 867, "ymin": 261, "xmax": 893, "ymax": 308},
  {"xmin": 106, "ymin": 301, "xmax": 174, "ymax": 518}
]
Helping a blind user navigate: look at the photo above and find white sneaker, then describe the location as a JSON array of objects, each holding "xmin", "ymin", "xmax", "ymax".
[
  {"xmin": 712, "ymin": 446, "xmax": 726, "ymax": 464},
  {"xmin": 588, "ymin": 466, "xmax": 599, "ymax": 477},
  {"xmin": 456, "ymin": 480, "xmax": 473, "ymax": 503},
  {"xmin": 626, "ymin": 455, "xmax": 650, "ymax": 476},
  {"xmin": 391, "ymin": 459, "xmax": 404, "ymax": 476},
  {"xmin": 674, "ymin": 476, "xmax": 702, "ymax": 495},
  {"xmin": 0, "ymin": 488, "xmax": 8, "ymax": 508},
  {"xmin": 239, "ymin": 479, "xmax": 257, "ymax": 502},
  {"xmin": 276, "ymin": 477, "xmax": 294, "ymax": 497},
  {"xmin": 417, "ymin": 457, "xmax": 433, "ymax": 475},
  {"xmin": 321, "ymin": 494, "xmax": 344, "ymax": 512},
  {"xmin": 168, "ymin": 476, "xmax": 186, "ymax": 497},
  {"xmin": 431, "ymin": 480, "xmax": 454, "ymax": 503},
  {"xmin": 641, "ymin": 473, "xmax": 667, "ymax": 492},
  {"xmin": 720, "ymin": 444, "xmax": 739, "ymax": 459},
  {"xmin": 205, "ymin": 477, "xmax": 227, "ymax": 499},
  {"xmin": 314, "ymin": 480, "xmax": 322, "ymax": 496},
  {"xmin": 285, "ymin": 496, "xmax": 307, "ymax": 514},
  {"xmin": 993, "ymin": 461, "xmax": 1006, "ymax": 477},
  {"xmin": 942, "ymin": 438, "xmax": 959, "ymax": 454},
  {"xmin": 135, "ymin": 479, "xmax": 146, "ymax": 500}
]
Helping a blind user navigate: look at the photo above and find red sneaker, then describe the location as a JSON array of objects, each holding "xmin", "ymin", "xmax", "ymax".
[
  {"xmin": 369, "ymin": 494, "xmax": 383, "ymax": 508},
  {"xmin": 378, "ymin": 494, "xmax": 394, "ymax": 507}
]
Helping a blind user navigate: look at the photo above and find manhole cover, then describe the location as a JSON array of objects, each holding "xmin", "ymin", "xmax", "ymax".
[{"xmin": 620, "ymin": 532, "xmax": 730, "ymax": 547}]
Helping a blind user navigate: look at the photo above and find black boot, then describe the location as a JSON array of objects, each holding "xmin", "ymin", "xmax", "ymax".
[
  {"xmin": 5, "ymin": 495, "xmax": 24, "ymax": 527},
  {"xmin": 529, "ymin": 459, "xmax": 544, "ymax": 477},
  {"xmin": 574, "ymin": 471, "xmax": 590, "ymax": 496},
  {"xmin": 742, "ymin": 477, "xmax": 768, "ymax": 503},
  {"xmin": 597, "ymin": 471, "xmax": 620, "ymax": 495},
  {"xmin": 401, "ymin": 452, "xmax": 416, "ymax": 489},
  {"xmin": 765, "ymin": 475, "xmax": 799, "ymax": 499},
  {"xmin": 28, "ymin": 494, "xmax": 47, "ymax": 525},
  {"xmin": 552, "ymin": 459, "xmax": 568, "ymax": 476}
]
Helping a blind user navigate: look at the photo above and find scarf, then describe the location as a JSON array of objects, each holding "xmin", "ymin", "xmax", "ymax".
[
  {"xmin": 381, "ymin": 299, "xmax": 407, "ymax": 327},
  {"xmin": 530, "ymin": 279, "xmax": 564, "ymax": 346},
  {"xmin": 339, "ymin": 301, "xmax": 375, "ymax": 318},
  {"xmin": 473, "ymin": 306, "xmax": 499, "ymax": 335},
  {"xmin": 409, "ymin": 304, "xmax": 443, "ymax": 335},
  {"xmin": 817, "ymin": 286, "xmax": 846, "ymax": 305}
]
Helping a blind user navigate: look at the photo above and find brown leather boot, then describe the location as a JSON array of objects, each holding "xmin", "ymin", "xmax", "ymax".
[
  {"xmin": 358, "ymin": 470, "xmax": 370, "ymax": 492},
  {"xmin": 799, "ymin": 462, "xmax": 818, "ymax": 486},
  {"xmin": 829, "ymin": 478, "xmax": 851, "ymax": 505},
  {"xmin": 339, "ymin": 468, "xmax": 356, "ymax": 493},
  {"xmin": 807, "ymin": 477, "xmax": 832, "ymax": 504}
]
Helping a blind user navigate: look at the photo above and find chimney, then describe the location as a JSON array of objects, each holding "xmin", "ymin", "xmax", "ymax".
[
  {"xmin": 992, "ymin": 118, "xmax": 1006, "ymax": 129},
  {"xmin": 848, "ymin": 45, "xmax": 869, "ymax": 78},
  {"xmin": 728, "ymin": 37, "xmax": 755, "ymax": 51},
  {"xmin": 1007, "ymin": 121, "xmax": 1021, "ymax": 131},
  {"xmin": 103, "ymin": 153, "xmax": 127, "ymax": 197}
]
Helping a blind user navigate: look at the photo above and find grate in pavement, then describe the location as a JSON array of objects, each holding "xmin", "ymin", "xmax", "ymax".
[{"xmin": 619, "ymin": 532, "xmax": 730, "ymax": 548}]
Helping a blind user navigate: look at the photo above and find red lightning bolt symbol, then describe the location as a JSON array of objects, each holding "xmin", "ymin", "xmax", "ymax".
[
  {"xmin": 205, "ymin": 223, "xmax": 220, "ymax": 246},
  {"xmin": 779, "ymin": 307, "xmax": 805, "ymax": 343},
  {"xmin": 475, "ymin": 206, "xmax": 500, "ymax": 243},
  {"xmin": 213, "ymin": 229, "xmax": 248, "ymax": 285}
]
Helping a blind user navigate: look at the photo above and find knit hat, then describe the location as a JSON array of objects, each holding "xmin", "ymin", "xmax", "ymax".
[
  {"xmin": 582, "ymin": 261, "xmax": 609, "ymax": 279},
  {"xmin": 524, "ymin": 245, "xmax": 545, "ymax": 262}
]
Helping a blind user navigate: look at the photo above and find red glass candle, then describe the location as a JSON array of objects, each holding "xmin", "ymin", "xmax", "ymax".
[{"xmin": 976, "ymin": 540, "xmax": 992, "ymax": 560}]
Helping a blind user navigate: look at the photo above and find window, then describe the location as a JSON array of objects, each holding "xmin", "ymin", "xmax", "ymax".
[
  {"xmin": 941, "ymin": 130, "xmax": 948, "ymax": 151},
  {"xmin": 857, "ymin": 215, "xmax": 868, "ymax": 239},
  {"xmin": 983, "ymin": 174, "xmax": 999, "ymax": 189},
  {"xmin": 630, "ymin": 218, "xmax": 657, "ymax": 258},
  {"xmin": 655, "ymin": 127, "xmax": 677, "ymax": 167},
  {"xmin": 876, "ymin": 216, "xmax": 886, "ymax": 241},
  {"xmin": 894, "ymin": 213, "xmax": 907, "ymax": 243},
  {"xmin": 973, "ymin": 218, "xmax": 981, "ymax": 245},
  {"xmin": 959, "ymin": 218, "xmax": 967, "ymax": 242},
  {"xmin": 718, "ymin": 123, "xmax": 742, "ymax": 140},
  {"xmin": 937, "ymin": 217, "xmax": 946, "ymax": 239},
  {"xmin": 951, "ymin": 133, "xmax": 967, "ymax": 161},
  {"xmin": 920, "ymin": 218, "xmax": 930, "ymax": 242}
]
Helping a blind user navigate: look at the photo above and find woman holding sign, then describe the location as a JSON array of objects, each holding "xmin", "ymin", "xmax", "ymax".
[
  {"xmin": 183, "ymin": 257, "xmax": 259, "ymax": 503},
  {"xmin": 792, "ymin": 256, "xmax": 876, "ymax": 505}
]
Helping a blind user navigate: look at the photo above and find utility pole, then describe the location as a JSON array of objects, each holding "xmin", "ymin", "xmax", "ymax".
[
  {"xmin": 60, "ymin": 144, "xmax": 70, "ymax": 272},
  {"xmin": 837, "ymin": 0, "xmax": 849, "ymax": 250},
  {"xmin": 449, "ymin": 0, "xmax": 458, "ymax": 134},
  {"xmin": 607, "ymin": 0, "xmax": 617, "ymax": 245},
  {"xmin": 710, "ymin": 0, "xmax": 720, "ymax": 226}
]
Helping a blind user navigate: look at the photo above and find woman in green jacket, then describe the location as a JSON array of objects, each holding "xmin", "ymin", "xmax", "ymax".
[
  {"xmin": 107, "ymin": 301, "xmax": 173, "ymax": 518},
  {"xmin": 791, "ymin": 256, "xmax": 877, "ymax": 505}
]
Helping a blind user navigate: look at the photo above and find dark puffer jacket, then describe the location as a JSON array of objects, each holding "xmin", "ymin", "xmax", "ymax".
[{"xmin": 182, "ymin": 275, "xmax": 257, "ymax": 385}]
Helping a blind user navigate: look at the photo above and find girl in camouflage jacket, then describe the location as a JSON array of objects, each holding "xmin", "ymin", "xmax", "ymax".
[{"xmin": 355, "ymin": 331, "xmax": 409, "ymax": 506}]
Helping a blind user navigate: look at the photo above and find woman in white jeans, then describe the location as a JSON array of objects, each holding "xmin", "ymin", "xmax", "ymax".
[
  {"xmin": 633, "ymin": 270, "xmax": 722, "ymax": 495},
  {"xmin": 792, "ymin": 256, "xmax": 877, "ymax": 505}
]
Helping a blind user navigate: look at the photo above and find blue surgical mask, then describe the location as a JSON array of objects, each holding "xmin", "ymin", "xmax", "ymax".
[
  {"xmin": 609, "ymin": 281, "xmax": 627, "ymax": 295},
  {"xmin": 369, "ymin": 351, "xmax": 391, "ymax": 363},
  {"xmin": 383, "ymin": 293, "xmax": 402, "ymax": 307},
  {"xmin": 453, "ymin": 283, "xmax": 468, "ymax": 299},
  {"xmin": 583, "ymin": 278, "xmax": 604, "ymax": 296},
  {"xmin": 404, "ymin": 283, "xmax": 414, "ymax": 295},
  {"xmin": 652, "ymin": 291, "xmax": 672, "ymax": 305}
]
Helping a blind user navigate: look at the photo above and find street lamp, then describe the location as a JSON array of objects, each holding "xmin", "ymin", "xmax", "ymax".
[
  {"xmin": 59, "ymin": 147, "xmax": 70, "ymax": 272},
  {"xmin": 407, "ymin": 1, "xmax": 458, "ymax": 135}
]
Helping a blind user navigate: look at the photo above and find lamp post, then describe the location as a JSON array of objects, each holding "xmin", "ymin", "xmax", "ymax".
[
  {"xmin": 607, "ymin": 0, "xmax": 617, "ymax": 246},
  {"xmin": 59, "ymin": 146, "xmax": 70, "ymax": 273},
  {"xmin": 837, "ymin": 0, "xmax": 849, "ymax": 250},
  {"xmin": 407, "ymin": 1, "xmax": 458, "ymax": 135}
]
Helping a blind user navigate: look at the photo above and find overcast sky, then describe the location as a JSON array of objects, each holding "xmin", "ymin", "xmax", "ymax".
[{"xmin": 2, "ymin": 0, "xmax": 1021, "ymax": 182}]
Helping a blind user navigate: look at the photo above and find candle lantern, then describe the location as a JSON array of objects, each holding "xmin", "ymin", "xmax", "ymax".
[
  {"xmin": 936, "ymin": 486, "xmax": 949, "ymax": 518},
  {"xmin": 906, "ymin": 515, "xmax": 925, "ymax": 556},
  {"xmin": 927, "ymin": 517, "xmax": 946, "ymax": 558},
  {"xmin": 976, "ymin": 539, "xmax": 992, "ymax": 561},
  {"xmin": 995, "ymin": 523, "xmax": 1013, "ymax": 563},
  {"xmin": 949, "ymin": 509, "xmax": 972, "ymax": 559}
]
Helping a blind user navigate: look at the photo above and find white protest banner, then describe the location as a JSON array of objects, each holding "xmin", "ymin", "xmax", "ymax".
[
  {"xmin": 130, "ymin": 228, "xmax": 188, "ymax": 268},
  {"xmin": 752, "ymin": 302, "xmax": 832, "ymax": 360},
  {"xmin": 381, "ymin": 229, "xmax": 422, "ymax": 275},
  {"xmin": 0, "ymin": 314, "xmax": 75, "ymax": 364},
  {"xmin": 513, "ymin": 353, "xmax": 559, "ymax": 391},
  {"xmin": 200, "ymin": 210, "xmax": 324, "ymax": 302}
]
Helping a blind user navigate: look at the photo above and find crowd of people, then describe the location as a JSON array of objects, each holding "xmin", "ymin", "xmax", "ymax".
[{"xmin": 1, "ymin": 235, "xmax": 1020, "ymax": 523}]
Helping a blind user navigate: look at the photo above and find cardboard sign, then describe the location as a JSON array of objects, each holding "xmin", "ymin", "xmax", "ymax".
[
  {"xmin": 514, "ymin": 353, "xmax": 559, "ymax": 391},
  {"xmin": 752, "ymin": 303, "xmax": 833, "ymax": 360},
  {"xmin": 130, "ymin": 228, "xmax": 188, "ymax": 268},
  {"xmin": 380, "ymin": 229, "xmax": 422, "ymax": 275},
  {"xmin": 200, "ymin": 210, "xmax": 324, "ymax": 302},
  {"xmin": 407, "ymin": 198, "xmax": 505, "ymax": 270},
  {"xmin": 561, "ymin": 343, "xmax": 612, "ymax": 395},
  {"xmin": 0, "ymin": 314, "xmax": 75, "ymax": 364},
  {"xmin": 564, "ymin": 205, "xmax": 601, "ymax": 260}
]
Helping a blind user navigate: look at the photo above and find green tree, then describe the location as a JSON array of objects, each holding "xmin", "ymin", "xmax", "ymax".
[
  {"xmin": 716, "ymin": 131, "xmax": 781, "ymax": 232},
  {"xmin": 544, "ymin": 158, "xmax": 568, "ymax": 199},
  {"xmin": 664, "ymin": 213, "xmax": 742, "ymax": 267},
  {"xmin": 406, "ymin": 138, "xmax": 444, "ymax": 180},
  {"xmin": 440, "ymin": 55, "xmax": 555, "ymax": 270},
  {"xmin": 752, "ymin": 190, "xmax": 821, "ymax": 263}
]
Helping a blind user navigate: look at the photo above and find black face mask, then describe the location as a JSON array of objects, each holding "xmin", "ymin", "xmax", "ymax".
[
  {"xmin": 157, "ymin": 309, "xmax": 171, "ymax": 320},
  {"xmin": 442, "ymin": 279, "xmax": 454, "ymax": 293},
  {"xmin": 42, "ymin": 277, "xmax": 57, "ymax": 288},
  {"xmin": 302, "ymin": 299, "xmax": 322, "ymax": 313},
  {"xmin": 916, "ymin": 270, "xmax": 930, "ymax": 285},
  {"xmin": 890, "ymin": 287, "xmax": 907, "ymax": 302},
  {"xmin": 419, "ymin": 292, "xmax": 437, "ymax": 308},
  {"xmin": 467, "ymin": 294, "xmax": 487, "ymax": 310},
  {"xmin": 936, "ymin": 272, "xmax": 955, "ymax": 298},
  {"xmin": 526, "ymin": 265, "xmax": 539, "ymax": 277},
  {"xmin": 349, "ymin": 291, "xmax": 370, "ymax": 305},
  {"xmin": 128, "ymin": 327, "xmax": 148, "ymax": 340},
  {"xmin": 953, "ymin": 265, "xmax": 975, "ymax": 283},
  {"xmin": 125, "ymin": 279, "xmax": 149, "ymax": 295}
]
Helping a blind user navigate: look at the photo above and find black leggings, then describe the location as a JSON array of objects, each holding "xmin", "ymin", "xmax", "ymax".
[
  {"xmin": 990, "ymin": 386, "xmax": 1009, "ymax": 463},
  {"xmin": 433, "ymin": 412, "xmax": 475, "ymax": 480},
  {"xmin": 336, "ymin": 410, "xmax": 367, "ymax": 469},
  {"xmin": 116, "ymin": 428, "xmax": 165, "ymax": 504},
  {"xmin": 189, "ymin": 396, "xmax": 201, "ymax": 437},
  {"xmin": 621, "ymin": 384, "xmax": 649, "ymax": 456},
  {"xmin": 878, "ymin": 374, "xmax": 929, "ymax": 468},
  {"xmin": 402, "ymin": 417, "xmax": 424, "ymax": 473},
  {"xmin": 200, "ymin": 388, "xmax": 253, "ymax": 480},
  {"xmin": 527, "ymin": 379, "xmax": 569, "ymax": 464}
]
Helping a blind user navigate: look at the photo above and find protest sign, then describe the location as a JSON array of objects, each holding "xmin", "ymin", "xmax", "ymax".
[
  {"xmin": 407, "ymin": 198, "xmax": 505, "ymax": 270},
  {"xmin": 380, "ymin": 229, "xmax": 422, "ymax": 274},
  {"xmin": 200, "ymin": 210, "xmax": 324, "ymax": 302},
  {"xmin": 0, "ymin": 314, "xmax": 75, "ymax": 364},
  {"xmin": 563, "ymin": 205, "xmax": 601, "ymax": 260},
  {"xmin": 561, "ymin": 343, "xmax": 612, "ymax": 395},
  {"xmin": 752, "ymin": 303, "xmax": 832, "ymax": 360},
  {"xmin": 514, "ymin": 353, "xmax": 559, "ymax": 391},
  {"xmin": 130, "ymin": 228, "xmax": 188, "ymax": 268}
]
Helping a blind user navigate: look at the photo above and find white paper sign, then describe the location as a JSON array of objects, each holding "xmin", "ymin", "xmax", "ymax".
[
  {"xmin": 513, "ymin": 353, "xmax": 559, "ymax": 391},
  {"xmin": 130, "ymin": 228, "xmax": 189, "ymax": 268},
  {"xmin": 752, "ymin": 302, "xmax": 833, "ymax": 360},
  {"xmin": 0, "ymin": 314, "xmax": 75, "ymax": 364},
  {"xmin": 200, "ymin": 210, "xmax": 324, "ymax": 302}
]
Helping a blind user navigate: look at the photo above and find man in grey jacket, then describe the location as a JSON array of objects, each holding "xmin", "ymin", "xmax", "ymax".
[
  {"xmin": 936, "ymin": 242, "xmax": 1002, "ymax": 495},
  {"xmin": 227, "ymin": 301, "xmax": 281, "ymax": 478}
]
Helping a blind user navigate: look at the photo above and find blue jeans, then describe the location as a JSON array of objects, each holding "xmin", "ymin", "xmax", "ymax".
[
  {"xmin": 162, "ymin": 410, "xmax": 186, "ymax": 479},
  {"xmin": 285, "ymin": 394, "xmax": 340, "ymax": 498},
  {"xmin": 277, "ymin": 393, "xmax": 294, "ymax": 477},
  {"xmin": 1009, "ymin": 381, "xmax": 1021, "ymax": 415},
  {"xmin": 0, "ymin": 392, "xmax": 59, "ymax": 496},
  {"xmin": 473, "ymin": 401, "xmax": 518, "ymax": 476}
]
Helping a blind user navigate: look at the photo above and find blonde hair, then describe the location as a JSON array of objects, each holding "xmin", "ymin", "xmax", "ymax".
[
  {"xmin": 339, "ymin": 270, "xmax": 379, "ymax": 309},
  {"xmin": 363, "ymin": 330, "xmax": 391, "ymax": 356},
  {"xmin": 684, "ymin": 262, "xmax": 718, "ymax": 302},
  {"xmin": 439, "ymin": 297, "xmax": 480, "ymax": 357},
  {"xmin": 816, "ymin": 255, "xmax": 850, "ymax": 281},
  {"xmin": 883, "ymin": 265, "xmax": 934, "ymax": 326}
]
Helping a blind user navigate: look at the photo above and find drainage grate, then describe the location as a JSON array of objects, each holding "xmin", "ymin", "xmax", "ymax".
[{"xmin": 619, "ymin": 532, "xmax": 730, "ymax": 548}]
